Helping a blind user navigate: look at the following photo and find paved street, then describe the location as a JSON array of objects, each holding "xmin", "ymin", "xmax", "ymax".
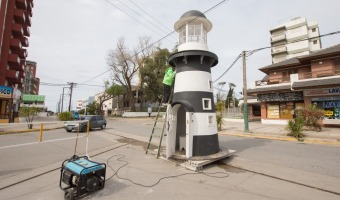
[{"xmin": 0, "ymin": 117, "xmax": 339, "ymax": 199}]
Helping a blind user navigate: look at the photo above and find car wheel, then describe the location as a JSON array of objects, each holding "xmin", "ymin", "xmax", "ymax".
[
  {"xmin": 81, "ymin": 126, "xmax": 87, "ymax": 132},
  {"xmin": 101, "ymin": 124, "xmax": 106, "ymax": 129},
  {"xmin": 66, "ymin": 130, "xmax": 72, "ymax": 132}
]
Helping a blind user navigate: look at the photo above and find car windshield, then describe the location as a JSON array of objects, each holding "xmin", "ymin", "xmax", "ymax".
[{"xmin": 80, "ymin": 116, "xmax": 92, "ymax": 121}]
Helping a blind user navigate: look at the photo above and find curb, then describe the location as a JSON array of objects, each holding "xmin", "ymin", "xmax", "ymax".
[
  {"xmin": 0, "ymin": 127, "xmax": 63, "ymax": 135},
  {"xmin": 219, "ymin": 131, "xmax": 340, "ymax": 146}
]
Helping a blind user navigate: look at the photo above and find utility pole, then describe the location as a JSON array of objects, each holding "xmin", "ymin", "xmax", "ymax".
[
  {"xmin": 68, "ymin": 82, "xmax": 76, "ymax": 111},
  {"xmin": 242, "ymin": 51, "xmax": 249, "ymax": 132},
  {"xmin": 61, "ymin": 87, "xmax": 68, "ymax": 112}
]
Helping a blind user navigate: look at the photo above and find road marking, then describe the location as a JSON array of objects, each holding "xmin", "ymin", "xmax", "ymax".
[{"xmin": 0, "ymin": 136, "xmax": 86, "ymax": 150}]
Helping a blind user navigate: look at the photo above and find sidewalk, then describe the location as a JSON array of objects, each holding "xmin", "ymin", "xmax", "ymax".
[{"xmin": 221, "ymin": 118, "xmax": 340, "ymax": 145}]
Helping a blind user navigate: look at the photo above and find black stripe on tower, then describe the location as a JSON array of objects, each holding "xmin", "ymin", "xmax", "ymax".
[
  {"xmin": 193, "ymin": 134, "xmax": 220, "ymax": 156},
  {"xmin": 172, "ymin": 91, "xmax": 216, "ymax": 113},
  {"xmin": 169, "ymin": 50, "xmax": 218, "ymax": 73}
]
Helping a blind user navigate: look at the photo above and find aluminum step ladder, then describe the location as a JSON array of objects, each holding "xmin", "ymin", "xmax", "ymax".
[{"xmin": 145, "ymin": 102, "xmax": 168, "ymax": 159}]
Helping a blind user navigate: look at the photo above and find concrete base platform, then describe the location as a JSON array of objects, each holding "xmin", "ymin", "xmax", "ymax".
[{"xmin": 167, "ymin": 149, "xmax": 236, "ymax": 171}]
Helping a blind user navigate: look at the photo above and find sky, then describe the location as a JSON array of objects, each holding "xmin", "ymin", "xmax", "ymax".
[{"xmin": 27, "ymin": 0, "xmax": 340, "ymax": 111}]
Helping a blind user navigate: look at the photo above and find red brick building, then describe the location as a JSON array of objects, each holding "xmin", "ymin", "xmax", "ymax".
[
  {"xmin": 0, "ymin": 0, "xmax": 34, "ymax": 123},
  {"xmin": 248, "ymin": 44, "xmax": 340, "ymax": 126},
  {"xmin": 0, "ymin": 0, "xmax": 33, "ymax": 88}
]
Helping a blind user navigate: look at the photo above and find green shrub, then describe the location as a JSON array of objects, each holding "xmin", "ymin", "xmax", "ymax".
[
  {"xmin": 58, "ymin": 112, "xmax": 74, "ymax": 121},
  {"xmin": 287, "ymin": 116, "xmax": 305, "ymax": 139},
  {"xmin": 297, "ymin": 106, "xmax": 324, "ymax": 132}
]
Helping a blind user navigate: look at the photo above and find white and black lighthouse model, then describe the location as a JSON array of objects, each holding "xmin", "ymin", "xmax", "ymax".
[{"xmin": 166, "ymin": 10, "xmax": 219, "ymax": 159}]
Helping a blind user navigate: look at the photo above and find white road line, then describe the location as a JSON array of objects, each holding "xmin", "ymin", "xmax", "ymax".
[{"xmin": 0, "ymin": 136, "xmax": 86, "ymax": 150}]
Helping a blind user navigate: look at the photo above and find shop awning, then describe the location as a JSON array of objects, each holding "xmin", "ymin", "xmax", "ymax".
[{"xmin": 22, "ymin": 94, "xmax": 45, "ymax": 102}]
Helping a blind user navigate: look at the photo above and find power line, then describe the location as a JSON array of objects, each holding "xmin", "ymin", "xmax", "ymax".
[
  {"xmin": 127, "ymin": 0, "xmax": 173, "ymax": 32},
  {"xmin": 212, "ymin": 30, "xmax": 340, "ymax": 84},
  {"xmin": 213, "ymin": 53, "xmax": 242, "ymax": 83},
  {"xmin": 116, "ymin": 0, "xmax": 177, "ymax": 41},
  {"xmin": 247, "ymin": 30, "xmax": 340, "ymax": 55},
  {"xmin": 103, "ymin": 0, "xmax": 176, "ymax": 44},
  {"xmin": 81, "ymin": 0, "xmax": 229, "ymax": 85}
]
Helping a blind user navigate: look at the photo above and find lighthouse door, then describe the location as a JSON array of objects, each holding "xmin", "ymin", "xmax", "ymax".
[{"xmin": 175, "ymin": 106, "xmax": 186, "ymax": 154}]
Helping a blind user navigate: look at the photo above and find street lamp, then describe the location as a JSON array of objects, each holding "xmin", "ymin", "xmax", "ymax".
[{"xmin": 217, "ymin": 82, "xmax": 226, "ymax": 102}]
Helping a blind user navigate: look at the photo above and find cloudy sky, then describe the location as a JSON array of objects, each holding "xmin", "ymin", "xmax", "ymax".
[{"xmin": 27, "ymin": 0, "xmax": 340, "ymax": 111}]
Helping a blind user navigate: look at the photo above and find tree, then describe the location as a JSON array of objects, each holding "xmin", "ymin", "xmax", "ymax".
[
  {"xmin": 96, "ymin": 83, "xmax": 125, "ymax": 115},
  {"xmin": 140, "ymin": 48, "xmax": 170, "ymax": 103},
  {"xmin": 19, "ymin": 106, "xmax": 41, "ymax": 129},
  {"xmin": 226, "ymin": 82, "xmax": 238, "ymax": 108},
  {"xmin": 107, "ymin": 37, "xmax": 156, "ymax": 111},
  {"xmin": 86, "ymin": 101, "xmax": 99, "ymax": 115}
]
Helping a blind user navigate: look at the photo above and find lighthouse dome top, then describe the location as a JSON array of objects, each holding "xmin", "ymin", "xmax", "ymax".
[
  {"xmin": 174, "ymin": 10, "xmax": 212, "ymax": 32},
  {"xmin": 180, "ymin": 10, "xmax": 207, "ymax": 19}
]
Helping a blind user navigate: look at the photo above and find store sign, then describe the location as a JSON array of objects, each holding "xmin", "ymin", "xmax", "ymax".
[
  {"xmin": 0, "ymin": 86, "xmax": 13, "ymax": 98},
  {"xmin": 257, "ymin": 92, "xmax": 303, "ymax": 102},
  {"xmin": 323, "ymin": 101, "xmax": 340, "ymax": 109},
  {"xmin": 312, "ymin": 97, "xmax": 340, "ymax": 101},
  {"xmin": 304, "ymin": 87, "xmax": 340, "ymax": 96}
]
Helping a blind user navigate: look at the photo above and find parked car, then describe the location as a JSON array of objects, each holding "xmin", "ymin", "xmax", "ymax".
[{"xmin": 64, "ymin": 115, "xmax": 107, "ymax": 132}]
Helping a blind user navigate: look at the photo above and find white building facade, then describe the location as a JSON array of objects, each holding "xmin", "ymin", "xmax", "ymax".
[{"xmin": 270, "ymin": 17, "xmax": 321, "ymax": 64}]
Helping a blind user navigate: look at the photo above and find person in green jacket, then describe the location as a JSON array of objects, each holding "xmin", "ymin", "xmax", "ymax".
[{"xmin": 162, "ymin": 66, "xmax": 176, "ymax": 105}]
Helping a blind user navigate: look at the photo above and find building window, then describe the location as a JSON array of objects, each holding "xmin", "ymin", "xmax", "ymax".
[
  {"xmin": 208, "ymin": 115, "xmax": 214, "ymax": 126},
  {"xmin": 267, "ymin": 104, "xmax": 279, "ymax": 119},
  {"xmin": 202, "ymin": 98, "xmax": 211, "ymax": 110},
  {"xmin": 313, "ymin": 40, "xmax": 318, "ymax": 45},
  {"xmin": 208, "ymin": 80, "xmax": 212, "ymax": 89},
  {"xmin": 312, "ymin": 28, "xmax": 316, "ymax": 32}
]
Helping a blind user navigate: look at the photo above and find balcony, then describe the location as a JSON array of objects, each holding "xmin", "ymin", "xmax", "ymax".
[
  {"xmin": 13, "ymin": 48, "xmax": 27, "ymax": 59},
  {"xmin": 10, "ymin": 38, "xmax": 22, "ymax": 52},
  {"xmin": 19, "ymin": 71, "xmax": 26, "ymax": 79},
  {"xmin": 12, "ymin": 23, "xmax": 24, "ymax": 37},
  {"xmin": 255, "ymin": 77, "xmax": 291, "ymax": 86},
  {"xmin": 27, "ymin": 0, "xmax": 33, "ymax": 11},
  {"xmin": 271, "ymin": 45, "xmax": 287, "ymax": 55},
  {"xmin": 300, "ymin": 69, "xmax": 340, "ymax": 80},
  {"xmin": 20, "ymin": 37, "xmax": 29, "ymax": 47},
  {"xmin": 14, "ymin": 9, "xmax": 26, "ymax": 24},
  {"xmin": 22, "ymin": 24, "xmax": 30, "ymax": 37},
  {"xmin": 16, "ymin": 0, "xmax": 27, "ymax": 10},
  {"xmin": 6, "ymin": 70, "xmax": 20, "ymax": 80},
  {"xmin": 271, "ymin": 34, "xmax": 286, "ymax": 43},
  {"xmin": 26, "ymin": 14, "xmax": 32, "ymax": 26},
  {"xmin": 8, "ymin": 54, "xmax": 21, "ymax": 68}
]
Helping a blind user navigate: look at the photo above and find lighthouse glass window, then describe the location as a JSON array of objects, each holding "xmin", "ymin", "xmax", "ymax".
[
  {"xmin": 202, "ymin": 98, "xmax": 212, "ymax": 110},
  {"xmin": 188, "ymin": 23, "xmax": 205, "ymax": 43},
  {"xmin": 179, "ymin": 26, "xmax": 186, "ymax": 45}
]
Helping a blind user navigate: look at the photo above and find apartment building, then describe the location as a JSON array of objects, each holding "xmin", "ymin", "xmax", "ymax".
[
  {"xmin": 270, "ymin": 17, "xmax": 321, "ymax": 64},
  {"xmin": 248, "ymin": 44, "xmax": 340, "ymax": 126},
  {"xmin": 23, "ymin": 60, "xmax": 39, "ymax": 94},
  {"xmin": 0, "ymin": 0, "xmax": 33, "ymax": 88},
  {"xmin": 0, "ymin": 0, "xmax": 34, "ymax": 123}
]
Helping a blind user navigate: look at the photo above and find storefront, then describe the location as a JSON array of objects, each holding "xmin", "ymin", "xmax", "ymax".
[
  {"xmin": 0, "ymin": 86, "xmax": 21, "ymax": 123},
  {"xmin": 258, "ymin": 91, "xmax": 304, "ymax": 123},
  {"xmin": 305, "ymin": 87, "xmax": 340, "ymax": 120}
]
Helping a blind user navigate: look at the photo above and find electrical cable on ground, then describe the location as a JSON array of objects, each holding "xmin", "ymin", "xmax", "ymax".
[{"xmin": 105, "ymin": 154, "xmax": 229, "ymax": 188}]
